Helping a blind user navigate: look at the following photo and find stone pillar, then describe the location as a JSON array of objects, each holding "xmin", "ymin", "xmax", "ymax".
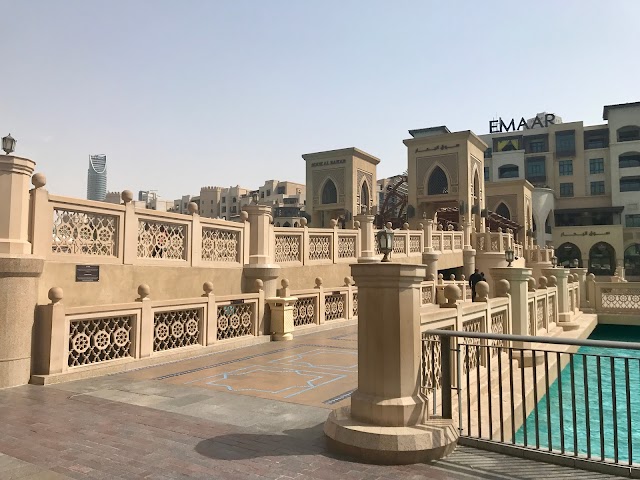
[
  {"xmin": 462, "ymin": 221, "xmax": 472, "ymax": 249},
  {"xmin": 324, "ymin": 263, "xmax": 457, "ymax": 464},
  {"xmin": 0, "ymin": 155, "xmax": 45, "ymax": 388},
  {"xmin": 355, "ymin": 212, "xmax": 377, "ymax": 263},
  {"xmin": 0, "ymin": 155, "xmax": 36, "ymax": 254},
  {"xmin": 570, "ymin": 267, "xmax": 588, "ymax": 309},
  {"xmin": 542, "ymin": 267, "xmax": 574, "ymax": 327},
  {"xmin": 242, "ymin": 204, "xmax": 280, "ymax": 335},
  {"xmin": 462, "ymin": 248, "xmax": 476, "ymax": 279},
  {"xmin": 423, "ymin": 219, "xmax": 434, "ymax": 252},
  {"xmin": 491, "ymin": 267, "xmax": 532, "ymax": 349},
  {"xmin": 422, "ymin": 251, "xmax": 439, "ymax": 280}
]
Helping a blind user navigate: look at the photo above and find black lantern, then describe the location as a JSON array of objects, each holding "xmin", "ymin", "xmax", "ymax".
[
  {"xmin": 2, "ymin": 134, "xmax": 16, "ymax": 155},
  {"xmin": 376, "ymin": 222, "xmax": 394, "ymax": 262},
  {"xmin": 551, "ymin": 256, "xmax": 558, "ymax": 267},
  {"xmin": 505, "ymin": 249, "xmax": 515, "ymax": 267}
]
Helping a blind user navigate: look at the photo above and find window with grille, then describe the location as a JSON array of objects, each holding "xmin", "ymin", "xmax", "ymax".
[
  {"xmin": 559, "ymin": 159, "xmax": 573, "ymax": 176},
  {"xmin": 590, "ymin": 158, "xmax": 604, "ymax": 174},
  {"xmin": 559, "ymin": 183, "xmax": 574, "ymax": 197},
  {"xmin": 590, "ymin": 181, "xmax": 605, "ymax": 195}
]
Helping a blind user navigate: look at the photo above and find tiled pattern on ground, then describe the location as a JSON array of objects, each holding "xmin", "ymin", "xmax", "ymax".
[{"xmin": 0, "ymin": 324, "xmax": 626, "ymax": 479}]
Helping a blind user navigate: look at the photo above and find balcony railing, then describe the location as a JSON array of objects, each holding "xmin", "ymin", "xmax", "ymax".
[{"xmin": 422, "ymin": 329, "xmax": 640, "ymax": 475}]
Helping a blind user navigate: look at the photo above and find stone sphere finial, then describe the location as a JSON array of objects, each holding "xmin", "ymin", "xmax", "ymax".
[
  {"xmin": 498, "ymin": 227, "xmax": 503, "ymax": 233},
  {"xmin": 31, "ymin": 172, "xmax": 46, "ymax": 188},
  {"xmin": 547, "ymin": 275, "xmax": 558, "ymax": 287},
  {"xmin": 48, "ymin": 287, "xmax": 63, "ymax": 304},
  {"xmin": 447, "ymin": 224, "xmax": 454, "ymax": 231},
  {"xmin": 476, "ymin": 281, "xmax": 489, "ymax": 301},
  {"xmin": 587, "ymin": 273, "xmax": 596, "ymax": 281},
  {"xmin": 403, "ymin": 222, "xmax": 410, "ymax": 230},
  {"xmin": 329, "ymin": 218, "xmax": 338, "ymax": 228},
  {"xmin": 449, "ymin": 274, "xmax": 456, "ymax": 281},
  {"xmin": 354, "ymin": 220, "xmax": 360, "ymax": 229},
  {"xmin": 437, "ymin": 224, "xmax": 443, "ymax": 231},
  {"xmin": 188, "ymin": 202, "xmax": 198, "ymax": 214},
  {"xmin": 385, "ymin": 222, "xmax": 393, "ymax": 229},
  {"xmin": 419, "ymin": 223, "xmax": 424, "ymax": 229},
  {"xmin": 300, "ymin": 217, "xmax": 308, "ymax": 227},
  {"xmin": 461, "ymin": 274, "xmax": 466, "ymax": 281},
  {"xmin": 315, "ymin": 277, "xmax": 323, "ymax": 288},
  {"xmin": 538, "ymin": 276, "xmax": 548, "ymax": 289},
  {"xmin": 203, "ymin": 281, "xmax": 214, "ymax": 294},
  {"xmin": 254, "ymin": 279, "xmax": 264, "ymax": 290},
  {"xmin": 527, "ymin": 277, "xmax": 536, "ymax": 292},
  {"xmin": 426, "ymin": 273, "xmax": 435, "ymax": 281},
  {"xmin": 444, "ymin": 284, "xmax": 462, "ymax": 305},
  {"xmin": 281, "ymin": 278, "xmax": 289, "ymax": 288},
  {"xmin": 240, "ymin": 210, "xmax": 249, "ymax": 222},
  {"xmin": 437, "ymin": 273, "xmax": 444, "ymax": 283},
  {"xmin": 121, "ymin": 190, "xmax": 133, "ymax": 203},
  {"xmin": 496, "ymin": 279, "xmax": 510, "ymax": 297},
  {"xmin": 344, "ymin": 276, "xmax": 354, "ymax": 286},
  {"xmin": 137, "ymin": 284, "xmax": 150, "ymax": 299}
]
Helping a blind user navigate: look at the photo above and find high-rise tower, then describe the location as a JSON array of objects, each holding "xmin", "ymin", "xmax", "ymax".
[{"xmin": 87, "ymin": 154, "xmax": 107, "ymax": 201}]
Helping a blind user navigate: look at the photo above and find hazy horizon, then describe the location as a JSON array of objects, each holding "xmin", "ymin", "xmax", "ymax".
[{"xmin": 2, "ymin": 0, "xmax": 639, "ymax": 200}]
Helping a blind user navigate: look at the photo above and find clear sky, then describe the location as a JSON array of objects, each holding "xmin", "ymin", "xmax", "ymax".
[{"xmin": 2, "ymin": 0, "xmax": 639, "ymax": 200}]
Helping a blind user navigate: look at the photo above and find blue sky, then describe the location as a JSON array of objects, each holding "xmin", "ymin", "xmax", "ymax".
[{"xmin": 2, "ymin": 1, "xmax": 638, "ymax": 199}]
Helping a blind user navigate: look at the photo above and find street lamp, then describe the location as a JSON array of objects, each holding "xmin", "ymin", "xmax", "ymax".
[
  {"xmin": 376, "ymin": 222, "xmax": 394, "ymax": 262},
  {"xmin": 2, "ymin": 134, "xmax": 16, "ymax": 155},
  {"xmin": 505, "ymin": 248, "xmax": 515, "ymax": 267},
  {"xmin": 551, "ymin": 256, "xmax": 558, "ymax": 267}
]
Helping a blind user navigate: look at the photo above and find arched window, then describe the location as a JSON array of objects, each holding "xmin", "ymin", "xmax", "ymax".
[
  {"xmin": 589, "ymin": 242, "xmax": 615, "ymax": 276},
  {"xmin": 624, "ymin": 244, "xmax": 640, "ymax": 277},
  {"xmin": 619, "ymin": 152, "xmax": 640, "ymax": 169},
  {"xmin": 427, "ymin": 167, "xmax": 448, "ymax": 195},
  {"xmin": 321, "ymin": 179, "xmax": 338, "ymax": 204},
  {"xmin": 557, "ymin": 242, "xmax": 582, "ymax": 268},
  {"xmin": 617, "ymin": 126, "xmax": 640, "ymax": 143},
  {"xmin": 283, "ymin": 222, "xmax": 291, "ymax": 227},
  {"xmin": 293, "ymin": 222, "xmax": 299, "ymax": 227},
  {"xmin": 498, "ymin": 164, "xmax": 519, "ymax": 179},
  {"xmin": 360, "ymin": 182, "xmax": 370, "ymax": 209},
  {"xmin": 496, "ymin": 203, "xmax": 511, "ymax": 220}
]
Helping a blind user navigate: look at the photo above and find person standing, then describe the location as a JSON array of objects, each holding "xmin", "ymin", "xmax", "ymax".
[{"xmin": 469, "ymin": 269, "xmax": 482, "ymax": 301}]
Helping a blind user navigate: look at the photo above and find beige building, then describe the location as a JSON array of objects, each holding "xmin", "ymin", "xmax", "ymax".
[
  {"xmin": 303, "ymin": 147, "xmax": 379, "ymax": 228},
  {"xmin": 480, "ymin": 102, "xmax": 640, "ymax": 279}
]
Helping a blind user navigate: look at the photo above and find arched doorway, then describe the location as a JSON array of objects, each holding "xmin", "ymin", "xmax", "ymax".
[
  {"xmin": 473, "ymin": 170, "xmax": 481, "ymax": 231},
  {"xmin": 496, "ymin": 202, "xmax": 511, "ymax": 220},
  {"xmin": 360, "ymin": 181, "xmax": 370, "ymax": 211},
  {"xmin": 321, "ymin": 179, "xmax": 337, "ymax": 204},
  {"xmin": 589, "ymin": 242, "xmax": 615, "ymax": 276},
  {"xmin": 624, "ymin": 244, "xmax": 640, "ymax": 276},
  {"xmin": 427, "ymin": 167, "xmax": 448, "ymax": 195},
  {"xmin": 557, "ymin": 242, "xmax": 582, "ymax": 268}
]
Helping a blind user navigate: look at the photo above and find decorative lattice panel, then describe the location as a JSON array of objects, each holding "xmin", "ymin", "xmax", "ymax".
[
  {"xmin": 293, "ymin": 297, "xmax": 316, "ymax": 326},
  {"xmin": 217, "ymin": 303, "xmax": 254, "ymax": 340},
  {"xmin": 309, "ymin": 235, "xmax": 331, "ymax": 261},
  {"xmin": 548, "ymin": 296, "xmax": 556, "ymax": 324},
  {"xmin": 393, "ymin": 236, "xmax": 406, "ymax": 254},
  {"xmin": 537, "ymin": 299, "xmax": 545, "ymax": 331},
  {"xmin": 528, "ymin": 302, "xmax": 535, "ymax": 336},
  {"xmin": 477, "ymin": 236, "xmax": 485, "ymax": 251},
  {"xmin": 409, "ymin": 235, "xmax": 421, "ymax": 253},
  {"xmin": 68, "ymin": 316, "xmax": 132, "ymax": 367},
  {"xmin": 454, "ymin": 236, "xmax": 462, "ymax": 250},
  {"xmin": 352, "ymin": 292, "xmax": 358, "ymax": 317},
  {"xmin": 154, "ymin": 309, "xmax": 201, "ymax": 351},
  {"xmin": 138, "ymin": 220, "xmax": 186, "ymax": 259},
  {"xmin": 274, "ymin": 235, "xmax": 302, "ymax": 263},
  {"xmin": 202, "ymin": 228, "xmax": 239, "ymax": 262},
  {"xmin": 491, "ymin": 238, "xmax": 499, "ymax": 251},
  {"xmin": 443, "ymin": 236, "xmax": 452, "ymax": 250},
  {"xmin": 337, "ymin": 236, "xmax": 356, "ymax": 259},
  {"xmin": 422, "ymin": 286, "xmax": 433, "ymax": 305},
  {"xmin": 490, "ymin": 311, "xmax": 505, "ymax": 357},
  {"xmin": 421, "ymin": 333, "xmax": 442, "ymax": 391},
  {"xmin": 52, "ymin": 208, "xmax": 118, "ymax": 256},
  {"xmin": 462, "ymin": 318, "xmax": 482, "ymax": 372},
  {"xmin": 324, "ymin": 293, "xmax": 346, "ymax": 321},
  {"xmin": 432, "ymin": 235, "xmax": 441, "ymax": 251}
]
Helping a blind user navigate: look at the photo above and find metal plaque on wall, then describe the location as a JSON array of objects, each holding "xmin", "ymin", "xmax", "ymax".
[{"xmin": 76, "ymin": 265, "xmax": 100, "ymax": 282}]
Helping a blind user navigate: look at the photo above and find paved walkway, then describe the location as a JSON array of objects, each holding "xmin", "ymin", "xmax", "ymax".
[{"xmin": 0, "ymin": 325, "xmax": 626, "ymax": 479}]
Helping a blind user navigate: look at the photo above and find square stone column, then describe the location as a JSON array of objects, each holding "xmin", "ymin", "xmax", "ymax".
[
  {"xmin": 0, "ymin": 155, "xmax": 36, "ymax": 254},
  {"xmin": 570, "ymin": 268, "xmax": 588, "ymax": 309},
  {"xmin": 491, "ymin": 267, "xmax": 532, "ymax": 349},
  {"xmin": 543, "ymin": 267, "xmax": 573, "ymax": 325},
  {"xmin": 354, "ymin": 213, "xmax": 377, "ymax": 263}
]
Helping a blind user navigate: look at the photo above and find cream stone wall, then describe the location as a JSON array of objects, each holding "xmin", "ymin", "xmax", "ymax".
[{"xmin": 485, "ymin": 179, "xmax": 533, "ymax": 239}]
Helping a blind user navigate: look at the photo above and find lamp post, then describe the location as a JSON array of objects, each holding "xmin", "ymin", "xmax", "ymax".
[
  {"xmin": 376, "ymin": 222, "xmax": 394, "ymax": 262},
  {"xmin": 505, "ymin": 248, "xmax": 515, "ymax": 267},
  {"xmin": 2, "ymin": 134, "xmax": 16, "ymax": 155},
  {"xmin": 551, "ymin": 256, "xmax": 558, "ymax": 267}
]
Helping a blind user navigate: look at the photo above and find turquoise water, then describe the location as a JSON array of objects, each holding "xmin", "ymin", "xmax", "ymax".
[{"xmin": 515, "ymin": 325, "xmax": 640, "ymax": 463}]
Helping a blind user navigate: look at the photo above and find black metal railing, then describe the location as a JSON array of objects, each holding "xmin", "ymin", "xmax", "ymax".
[{"xmin": 421, "ymin": 329, "xmax": 640, "ymax": 472}]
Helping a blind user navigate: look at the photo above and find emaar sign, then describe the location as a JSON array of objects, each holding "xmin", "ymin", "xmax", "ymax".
[{"xmin": 489, "ymin": 114, "xmax": 556, "ymax": 133}]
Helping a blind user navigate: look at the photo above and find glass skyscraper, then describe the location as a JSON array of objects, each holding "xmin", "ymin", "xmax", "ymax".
[{"xmin": 87, "ymin": 154, "xmax": 107, "ymax": 201}]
